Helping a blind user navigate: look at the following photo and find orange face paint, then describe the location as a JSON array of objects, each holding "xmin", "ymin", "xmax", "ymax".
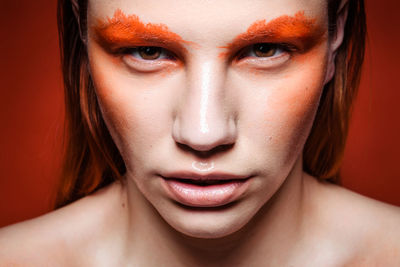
[
  {"xmin": 94, "ymin": 9, "xmax": 194, "ymax": 52},
  {"xmin": 219, "ymin": 11, "xmax": 324, "ymax": 58}
]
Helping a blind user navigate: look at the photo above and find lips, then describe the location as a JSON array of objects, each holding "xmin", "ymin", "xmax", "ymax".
[
  {"xmin": 172, "ymin": 178, "xmax": 238, "ymax": 186},
  {"xmin": 160, "ymin": 172, "xmax": 251, "ymax": 208}
]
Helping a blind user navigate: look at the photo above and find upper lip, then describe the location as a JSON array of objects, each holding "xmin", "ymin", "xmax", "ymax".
[{"xmin": 160, "ymin": 171, "xmax": 249, "ymax": 181}]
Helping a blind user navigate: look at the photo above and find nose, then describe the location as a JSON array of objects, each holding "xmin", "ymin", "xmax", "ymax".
[{"xmin": 172, "ymin": 61, "xmax": 237, "ymax": 152}]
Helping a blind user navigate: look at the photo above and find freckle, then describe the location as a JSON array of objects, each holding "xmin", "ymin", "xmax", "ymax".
[{"xmin": 122, "ymin": 203, "xmax": 125, "ymax": 208}]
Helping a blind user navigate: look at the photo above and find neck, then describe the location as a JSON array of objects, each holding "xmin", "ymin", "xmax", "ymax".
[{"xmin": 122, "ymin": 158, "xmax": 310, "ymax": 266}]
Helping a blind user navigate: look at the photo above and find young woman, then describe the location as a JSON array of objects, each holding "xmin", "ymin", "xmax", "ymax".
[{"xmin": 1, "ymin": 0, "xmax": 399, "ymax": 265}]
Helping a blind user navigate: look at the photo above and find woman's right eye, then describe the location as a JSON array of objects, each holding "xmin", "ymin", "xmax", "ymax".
[{"xmin": 118, "ymin": 46, "xmax": 180, "ymax": 72}]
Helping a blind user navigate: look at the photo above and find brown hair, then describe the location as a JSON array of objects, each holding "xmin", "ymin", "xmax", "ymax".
[{"xmin": 54, "ymin": 0, "xmax": 366, "ymax": 208}]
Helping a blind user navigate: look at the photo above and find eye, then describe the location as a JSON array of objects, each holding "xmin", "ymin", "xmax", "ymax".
[
  {"xmin": 252, "ymin": 43, "xmax": 281, "ymax": 57},
  {"xmin": 238, "ymin": 43, "xmax": 289, "ymax": 60},
  {"xmin": 138, "ymin": 46, "xmax": 162, "ymax": 60},
  {"xmin": 127, "ymin": 46, "xmax": 173, "ymax": 60},
  {"xmin": 118, "ymin": 46, "xmax": 180, "ymax": 73}
]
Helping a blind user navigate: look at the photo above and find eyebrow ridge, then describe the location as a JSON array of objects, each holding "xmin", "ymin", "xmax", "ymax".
[
  {"xmin": 219, "ymin": 11, "xmax": 324, "ymax": 56},
  {"xmin": 94, "ymin": 9, "xmax": 195, "ymax": 50}
]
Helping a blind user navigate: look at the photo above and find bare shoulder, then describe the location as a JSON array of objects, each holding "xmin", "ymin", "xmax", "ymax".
[
  {"xmin": 307, "ymin": 175, "xmax": 400, "ymax": 265},
  {"xmin": 0, "ymin": 182, "xmax": 126, "ymax": 266}
]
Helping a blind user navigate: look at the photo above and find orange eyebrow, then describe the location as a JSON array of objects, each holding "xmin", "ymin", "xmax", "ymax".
[
  {"xmin": 94, "ymin": 9, "xmax": 194, "ymax": 51},
  {"xmin": 219, "ymin": 11, "xmax": 324, "ymax": 57}
]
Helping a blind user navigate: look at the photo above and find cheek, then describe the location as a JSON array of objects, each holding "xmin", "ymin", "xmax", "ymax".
[
  {"xmin": 274, "ymin": 59, "xmax": 326, "ymax": 154},
  {"xmin": 239, "ymin": 46, "xmax": 328, "ymax": 166},
  {"xmin": 280, "ymin": 47, "xmax": 328, "ymax": 128},
  {"xmin": 88, "ymin": 46, "xmax": 176, "ymax": 163},
  {"xmin": 268, "ymin": 68, "xmax": 324, "ymax": 146}
]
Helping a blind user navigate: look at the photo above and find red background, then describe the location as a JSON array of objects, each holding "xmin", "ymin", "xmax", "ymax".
[{"xmin": 0, "ymin": 0, "xmax": 399, "ymax": 227}]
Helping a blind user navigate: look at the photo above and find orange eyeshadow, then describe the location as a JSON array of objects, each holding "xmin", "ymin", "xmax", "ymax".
[
  {"xmin": 219, "ymin": 11, "xmax": 324, "ymax": 57},
  {"xmin": 94, "ymin": 9, "xmax": 194, "ymax": 51}
]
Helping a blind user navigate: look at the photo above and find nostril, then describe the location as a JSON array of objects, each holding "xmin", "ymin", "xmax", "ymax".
[
  {"xmin": 176, "ymin": 143, "xmax": 234, "ymax": 157},
  {"xmin": 172, "ymin": 115, "xmax": 237, "ymax": 154}
]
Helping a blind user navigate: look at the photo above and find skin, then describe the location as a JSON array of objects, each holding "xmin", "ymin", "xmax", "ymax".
[
  {"xmin": 92, "ymin": 3, "xmax": 326, "ymax": 238},
  {"xmin": 0, "ymin": 0, "xmax": 400, "ymax": 266},
  {"xmin": 90, "ymin": 0, "xmax": 330, "ymax": 241}
]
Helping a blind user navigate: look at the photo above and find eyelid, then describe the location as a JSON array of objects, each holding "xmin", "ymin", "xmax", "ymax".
[
  {"xmin": 231, "ymin": 42, "xmax": 296, "ymax": 70},
  {"xmin": 117, "ymin": 46, "xmax": 182, "ymax": 73},
  {"xmin": 236, "ymin": 43, "xmax": 297, "ymax": 60},
  {"xmin": 120, "ymin": 46, "xmax": 177, "ymax": 61}
]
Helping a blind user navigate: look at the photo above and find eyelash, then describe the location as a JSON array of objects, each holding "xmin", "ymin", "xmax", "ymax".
[
  {"xmin": 237, "ymin": 43, "xmax": 296, "ymax": 60},
  {"xmin": 119, "ymin": 43, "xmax": 296, "ymax": 62},
  {"xmin": 121, "ymin": 46, "xmax": 175, "ymax": 61}
]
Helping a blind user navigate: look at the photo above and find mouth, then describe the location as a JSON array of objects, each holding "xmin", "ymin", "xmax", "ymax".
[
  {"xmin": 160, "ymin": 173, "xmax": 251, "ymax": 208},
  {"xmin": 165, "ymin": 178, "xmax": 245, "ymax": 186}
]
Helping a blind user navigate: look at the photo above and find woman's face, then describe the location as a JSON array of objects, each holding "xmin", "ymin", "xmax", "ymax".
[{"xmin": 87, "ymin": 0, "xmax": 333, "ymax": 238}]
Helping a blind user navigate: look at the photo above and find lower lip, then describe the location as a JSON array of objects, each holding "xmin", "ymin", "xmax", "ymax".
[{"xmin": 162, "ymin": 178, "xmax": 250, "ymax": 208}]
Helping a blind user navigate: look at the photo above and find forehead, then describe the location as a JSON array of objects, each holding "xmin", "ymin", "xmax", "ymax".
[{"xmin": 87, "ymin": 0, "xmax": 327, "ymax": 44}]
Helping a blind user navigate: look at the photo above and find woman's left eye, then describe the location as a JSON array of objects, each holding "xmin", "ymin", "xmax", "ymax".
[
  {"xmin": 239, "ymin": 43, "xmax": 288, "ymax": 59},
  {"xmin": 127, "ymin": 46, "xmax": 172, "ymax": 60}
]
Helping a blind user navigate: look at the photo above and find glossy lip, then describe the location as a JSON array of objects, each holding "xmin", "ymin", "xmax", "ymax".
[{"xmin": 160, "ymin": 172, "xmax": 252, "ymax": 208}]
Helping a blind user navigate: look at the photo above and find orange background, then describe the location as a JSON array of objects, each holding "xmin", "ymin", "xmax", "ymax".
[{"xmin": 0, "ymin": 0, "xmax": 399, "ymax": 227}]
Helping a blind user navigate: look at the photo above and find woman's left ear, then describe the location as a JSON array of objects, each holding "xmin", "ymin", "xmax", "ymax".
[{"xmin": 324, "ymin": 1, "xmax": 349, "ymax": 85}]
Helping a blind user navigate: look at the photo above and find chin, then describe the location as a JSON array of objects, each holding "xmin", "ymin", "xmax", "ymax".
[
  {"xmin": 173, "ymin": 217, "xmax": 246, "ymax": 239},
  {"xmin": 161, "ymin": 202, "xmax": 259, "ymax": 239}
]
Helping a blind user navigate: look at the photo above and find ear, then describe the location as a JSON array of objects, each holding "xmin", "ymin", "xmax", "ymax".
[
  {"xmin": 324, "ymin": 1, "xmax": 349, "ymax": 85},
  {"xmin": 70, "ymin": 0, "xmax": 87, "ymax": 44}
]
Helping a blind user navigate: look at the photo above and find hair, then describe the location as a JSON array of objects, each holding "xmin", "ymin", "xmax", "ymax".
[{"xmin": 54, "ymin": 0, "xmax": 366, "ymax": 208}]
